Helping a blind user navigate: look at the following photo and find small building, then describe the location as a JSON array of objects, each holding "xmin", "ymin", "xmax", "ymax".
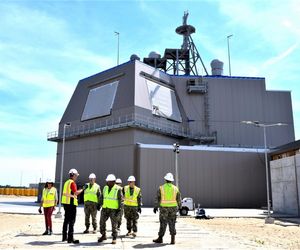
[{"xmin": 270, "ymin": 140, "xmax": 300, "ymax": 216}]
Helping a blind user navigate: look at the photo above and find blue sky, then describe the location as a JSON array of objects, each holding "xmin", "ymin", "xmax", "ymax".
[{"xmin": 0, "ymin": 0, "xmax": 299, "ymax": 186}]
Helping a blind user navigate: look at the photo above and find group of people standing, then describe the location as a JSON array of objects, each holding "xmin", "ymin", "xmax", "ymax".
[{"xmin": 39, "ymin": 168, "xmax": 181, "ymax": 245}]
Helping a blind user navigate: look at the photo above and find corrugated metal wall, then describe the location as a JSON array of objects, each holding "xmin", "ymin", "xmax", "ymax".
[
  {"xmin": 138, "ymin": 145, "xmax": 267, "ymax": 208},
  {"xmin": 55, "ymin": 130, "xmax": 136, "ymax": 188},
  {"xmin": 173, "ymin": 76, "xmax": 294, "ymax": 147}
]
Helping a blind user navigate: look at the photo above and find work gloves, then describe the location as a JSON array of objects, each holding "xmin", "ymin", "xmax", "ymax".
[
  {"xmin": 138, "ymin": 207, "xmax": 142, "ymax": 214},
  {"xmin": 97, "ymin": 204, "xmax": 101, "ymax": 211},
  {"xmin": 38, "ymin": 207, "xmax": 42, "ymax": 214},
  {"xmin": 153, "ymin": 207, "xmax": 158, "ymax": 214}
]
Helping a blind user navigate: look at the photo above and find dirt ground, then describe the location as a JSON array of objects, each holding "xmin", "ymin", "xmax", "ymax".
[
  {"xmin": 0, "ymin": 213, "xmax": 300, "ymax": 249},
  {"xmin": 187, "ymin": 217, "xmax": 300, "ymax": 249}
]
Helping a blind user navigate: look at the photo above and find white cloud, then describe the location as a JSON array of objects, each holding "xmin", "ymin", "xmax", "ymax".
[{"xmin": 262, "ymin": 43, "xmax": 299, "ymax": 68}]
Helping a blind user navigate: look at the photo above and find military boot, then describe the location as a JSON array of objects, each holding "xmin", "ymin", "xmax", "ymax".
[
  {"xmin": 112, "ymin": 237, "xmax": 117, "ymax": 244},
  {"xmin": 83, "ymin": 227, "xmax": 89, "ymax": 234},
  {"xmin": 98, "ymin": 234, "xmax": 107, "ymax": 243},
  {"xmin": 153, "ymin": 236, "xmax": 163, "ymax": 243},
  {"xmin": 171, "ymin": 235, "xmax": 175, "ymax": 244}
]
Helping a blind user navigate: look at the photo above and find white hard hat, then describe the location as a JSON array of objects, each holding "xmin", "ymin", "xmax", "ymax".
[
  {"xmin": 46, "ymin": 178, "xmax": 54, "ymax": 183},
  {"xmin": 106, "ymin": 174, "xmax": 116, "ymax": 182},
  {"xmin": 164, "ymin": 173, "xmax": 174, "ymax": 182},
  {"xmin": 127, "ymin": 176, "xmax": 136, "ymax": 182},
  {"xmin": 89, "ymin": 173, "xmax": 96, "ymax": 179},
  {"xmin": 69, "ymin": 168, "xmax": 79, "ymax": 175},
  {"xmin": 116, "ymin": 178, "xmax": 122, "ymax": 184}
]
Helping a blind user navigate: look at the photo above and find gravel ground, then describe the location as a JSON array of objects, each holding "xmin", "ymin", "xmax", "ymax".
[
  {"xmin": 0, "ymin": 213, "xmax": 299, "ymax": 249},
  {"xmin": 1, "ymin": 195, "xmax": 300, "ymax": 249}
]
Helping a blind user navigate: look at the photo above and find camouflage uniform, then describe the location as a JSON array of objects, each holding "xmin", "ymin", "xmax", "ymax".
[
  {"xmin": 124, "ymin": 206, "xmax": 139, "ymax": 232},
  {"xmin": 99, "ymin": 208, "xmax": 121, "ymax": 238},
  {"xmin": 99, "ymin": 186, "xmax": 123, "ymax": 238},
  {"xmin": 123, "ymin": 187, "xmax": 142, "ymax": 233},
  {"xmin": 84, "ymin": 201, "xmax": 98, "ymax": 230},
  {"xmin": 117, "ymin": 205, "xmax": 123, "ymax": 229},
  {"xmin": 116, "ymin": 186, "xmax": 123, "ymax": 229},
  {"xmin": 154, "ymin": 185, "xmax": 181, "ymax": 237}
]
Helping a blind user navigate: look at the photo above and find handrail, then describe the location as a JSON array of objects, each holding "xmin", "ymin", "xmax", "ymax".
[{"xmin": 47, "ymin": 113, "xmax": 215, "ymax": 142}]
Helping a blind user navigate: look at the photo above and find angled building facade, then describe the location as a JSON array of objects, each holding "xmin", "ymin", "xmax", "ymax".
[{"xmin": 48, "ymin": 59, "xmax": 294, "ymax": 207}]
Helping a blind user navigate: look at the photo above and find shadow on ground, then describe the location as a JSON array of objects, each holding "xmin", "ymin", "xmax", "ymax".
[
  {"xmin": 133, "ymin": 243, "xmax": 168, "ymax": 248},
  {"xmin": 26, "ymin": 241, "xmax": 58, "ymax": 246}
]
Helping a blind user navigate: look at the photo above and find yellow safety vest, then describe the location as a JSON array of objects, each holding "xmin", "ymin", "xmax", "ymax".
[
  {"xmin": 102, "ymin": 184, "xmax": 119, "ymax": 209},
  {"xmin": 160, "ymin": 183, "xmax": 179, "ymax": 207},
  {"xmin": 124, "ymin": 185, "xmax": 140, "ymax": 207},
  {"xmin": 62, "ymin": 179, "xmax": 78, "ymax": 206},
  {"xmin": 42, "ymin": 187, "xmax": 57, "ymax": 208},
  {"xmin": 84, "ymin": 183, "xmax": 99, "ymax": 203}
]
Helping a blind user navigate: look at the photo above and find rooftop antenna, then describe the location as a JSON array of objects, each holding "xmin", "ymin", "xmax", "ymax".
[{"xmin": 175, "ymin": 11, "xmax": 208, "ymax": 75}]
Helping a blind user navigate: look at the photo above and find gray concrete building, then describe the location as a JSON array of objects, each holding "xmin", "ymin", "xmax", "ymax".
[
  {"xmin": 270, "ymin": 140, "xmax": 300, "ymax": 216},
  {"xmin": 48, "ymin": 14, "xmax": 294, "ymax": 207}
]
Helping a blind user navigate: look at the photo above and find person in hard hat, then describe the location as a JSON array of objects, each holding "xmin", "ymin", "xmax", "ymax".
[
  {"xmin": 153, "ymin": 172, "xmax": 181, "ymax": 245},
  {"xmin": 123, "ymin": 175, "xmax": 142, "ymax": 237},
  {"xmin": 39, "ymin": 179, "xmax": 58, "ymax": 235},
  {"xmin": 83, "ymin": 173, "xmax": 101, "ymax": 234},
  {"xmin": 115, "ymin": 178, "xmax": 123, "ymax": 231},
  {"xmin": 61, "ymin": 168, "xmax": 83, "ymax": 244},
  {"xmin": 98, "ymin": 174, "xmax": 123, "ymax": 245}
]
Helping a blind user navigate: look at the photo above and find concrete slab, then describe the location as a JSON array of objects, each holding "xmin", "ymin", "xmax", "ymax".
[{"xmin": 1, "ymin": 196, "xmax": 300, "ymax": 249}]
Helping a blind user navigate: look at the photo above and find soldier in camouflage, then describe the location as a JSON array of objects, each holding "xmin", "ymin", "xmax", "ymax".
[
  {"xmin": 153, "ymin": 173, "xmax": 181, "ymax": 245},
  {"xmin": 115, "ymin": 178, "xmax": 123, "ymax": 230},
  {"xmin": 123, "ymin": 176, "xmax": 142, "ymax": 237},
  {"xmin": 98, "ymin": 174, "xmax": 123, "ymax": 245},
  {"xmin": 83, "ymin": 173, "xmax": 101, "ymax": 234}
]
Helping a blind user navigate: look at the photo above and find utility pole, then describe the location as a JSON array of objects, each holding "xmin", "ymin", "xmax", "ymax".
[
  {"xmin": 173, "ymin": 142, "xmax": 180, "ymax": 188},
  {"xmin": 114, "ymin": 31, "xmax": 120, "ymax": 65},
  {"xmin": 227, "ymin": 34, "xmax": 233, "ymax": 76}
]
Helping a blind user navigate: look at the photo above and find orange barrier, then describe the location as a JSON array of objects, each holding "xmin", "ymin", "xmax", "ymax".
[
  {"xmin": 0, "ymin": 188, "xmax": 38, "ymax": 196},
  {"xmin": 4, "ymin": 188, "xmax": 9, "ymax": 195},
  {"xmin": 29, "ymin": 189, "xmax": 35, "ymax": 196},
  {"xmin": 20, "ymin": 189, "xmax": 25, "ymax": 196}
]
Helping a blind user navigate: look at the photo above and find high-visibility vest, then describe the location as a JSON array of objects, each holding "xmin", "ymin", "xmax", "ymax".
[
  {"xmin": 62, "ymin": 179, "xmax": 78, "ymax": 206},
  {"xmin": 102, "ymin": 184, "xmax": 119, "ymax": 209},
  {"xmin": 124, "ymin": 185, "xmax": 140, "ymax": 207},
  {"xmin": 84, "ymin": 183, "xmax": 99, "ymax": 203},
  {"xmin": 42, "ymin": 187, "xmax": 57, "ymax": 208},
  {"xmin": 160, "ymin": 183, "xmax": 179, "ymax": 207}
]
